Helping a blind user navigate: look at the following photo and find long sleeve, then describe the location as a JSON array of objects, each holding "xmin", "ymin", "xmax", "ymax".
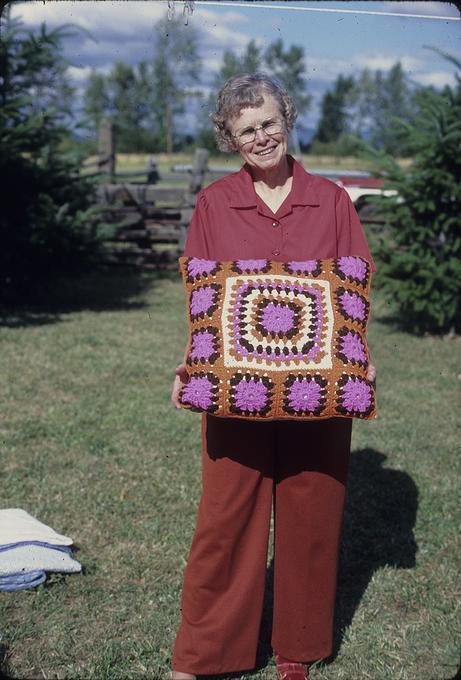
[
  {"xmin": 335, "ymin": 188, "xmax": 376, "ymax": 271},
  {"xmin": 183, "ymin": 190, "xmax": 212, "ymax": 259}
]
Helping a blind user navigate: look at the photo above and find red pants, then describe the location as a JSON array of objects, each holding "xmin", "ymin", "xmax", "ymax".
[{"xmin": 172, "ymin": 414, "xmax": 352, "ymax": 676}]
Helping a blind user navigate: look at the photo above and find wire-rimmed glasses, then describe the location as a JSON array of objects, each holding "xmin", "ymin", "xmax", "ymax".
[{"xmin": 232, "ymin": 118, "xmax": 284, "ymax": 145}]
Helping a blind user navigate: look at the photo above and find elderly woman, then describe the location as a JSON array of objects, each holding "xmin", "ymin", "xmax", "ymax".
[{"xmin": 170, "ymin": 73, "xmax": 375, "ymax": 680}]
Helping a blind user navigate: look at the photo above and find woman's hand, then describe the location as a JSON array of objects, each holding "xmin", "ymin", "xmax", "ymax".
[
  {"xmin": 366, "ymin": 362, "xmax": 377, "ymax": 383},
  {"xmin": 171, "ymin": 362, "xmax": 190, "ymax": 409}
]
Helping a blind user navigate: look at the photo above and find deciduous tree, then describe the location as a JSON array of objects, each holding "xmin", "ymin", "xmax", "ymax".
[{"xmin": 151, "ymin": 17, "xmax": 201, "ymax": 153}]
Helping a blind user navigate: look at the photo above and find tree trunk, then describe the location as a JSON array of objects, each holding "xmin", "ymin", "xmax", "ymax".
[{"xmin": 165, "ymin": 101, "xmax": 173, "ymax": 154}]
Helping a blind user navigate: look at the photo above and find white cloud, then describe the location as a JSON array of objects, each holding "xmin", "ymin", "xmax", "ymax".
[
  {"xmin": 12, "ymin": 1, "xmax": 252, "ymax": 49},
  {"xmin": 11, "ymin": 1, "xmax": 167, "ymax": 35},
  {"xmin": 351, "ymin": 54, "xmax": 423, "ymax": 72},
  {"xmin": 304, "ymin": 53, "xmax": 426, "ymax": 84},
  {"xmin": 67, "ymin": 63, "xmax": 112, "ymax": 83},
  {"xmin": 197, "ymin": 8, "xmax": 249, "ymax": 26},
  {"xmin": 412, "ymin": 70, "xmax": 458, "ymax": 87},
  {"xmin": 11, "ymin": 1, "xmax": 253, "ymax": 76},
  {"xmin": 67, "ymin": 65, "xmax": 94, "ymax": 83},
  {"xmin": 202, "ymin": 22, "xmax": 250, "ymax": 50}
]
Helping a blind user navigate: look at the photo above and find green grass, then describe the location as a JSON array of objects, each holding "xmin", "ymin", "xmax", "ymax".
[{"xmin": 0, "ymin": 272, "xmax": 460, "ymax": 679}]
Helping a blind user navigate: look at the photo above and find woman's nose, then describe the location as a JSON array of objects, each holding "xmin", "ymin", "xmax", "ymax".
[{"xmin": 254, "ymin": 127, "xmax": 269, "ymax": 143}]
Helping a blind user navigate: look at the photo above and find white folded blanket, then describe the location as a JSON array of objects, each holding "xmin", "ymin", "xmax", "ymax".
[
  {"xmin": 0, "ymin": 544, "xmax": 81, "ymax": 576},
  {"xmin": 0, "ymin": 509, "xmax": 73, "ymax": 546}
]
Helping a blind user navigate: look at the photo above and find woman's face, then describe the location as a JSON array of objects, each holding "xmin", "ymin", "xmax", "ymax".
[{"xmin": 228, "ymin": 95, "xmax": 288, "ymax": 174}]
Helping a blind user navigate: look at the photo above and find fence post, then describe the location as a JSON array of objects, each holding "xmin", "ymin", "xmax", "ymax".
[
  {"xmin": 188, "ymin": 148, "xmax": 209, "ymax": 196},
  {"xmin": 98, "ymin": 119, "xmax": 116, "ymax": 182}
]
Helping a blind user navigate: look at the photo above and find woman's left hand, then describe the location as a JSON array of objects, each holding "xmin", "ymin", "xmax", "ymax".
[{"xmin": 367, "ymin": 362, "xmax": 377, "ymax": 383}]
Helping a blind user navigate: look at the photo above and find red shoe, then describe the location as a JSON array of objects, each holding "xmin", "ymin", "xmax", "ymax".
[{"xmin": 275, "ymin": 652, "xmax": 310, "ymax": 679}]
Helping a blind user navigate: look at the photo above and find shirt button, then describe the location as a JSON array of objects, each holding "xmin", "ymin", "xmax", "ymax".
[
  {"xmin": 272, "ymin": 221, "xmax": 278, "ymax": 227},
  {"xmin": 273, "ymin": 249, "xmax": 280, "ymax": 256}
]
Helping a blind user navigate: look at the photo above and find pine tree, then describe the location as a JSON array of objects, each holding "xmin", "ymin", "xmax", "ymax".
[
  {"xmin": 312, "ymin": 75, "xmax": 355, "ymax": 144},
  {"xmin": 370, "ymin": 63, "xmax": 414, "ymax": 155},
  {"xmin": 369, "ymin": 62, "xmax": 461, "ymax": 333},
  {"xmin": 1, "ymin": 17, "xmax": 101, "ymax": 301}
]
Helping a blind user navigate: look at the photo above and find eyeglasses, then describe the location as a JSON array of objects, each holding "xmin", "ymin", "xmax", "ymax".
[{"xmin": 232, "ymin": 119, "xmax": 284, "ymax": 145}]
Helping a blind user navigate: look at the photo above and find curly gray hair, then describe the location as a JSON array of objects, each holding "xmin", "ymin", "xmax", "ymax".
[{"xmin": 210, "ymin": 72, "xmax": 297, "ymax": 152}]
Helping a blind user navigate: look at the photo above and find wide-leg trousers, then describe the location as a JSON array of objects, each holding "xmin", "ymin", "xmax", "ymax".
[{"xmin": 171, "ymin": 413, "xmax": 352, "ymax": 676}]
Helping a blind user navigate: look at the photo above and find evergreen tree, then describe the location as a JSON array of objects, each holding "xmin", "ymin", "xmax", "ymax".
[
  {"xmin": 350, "ymin": 68, "xmax": 378, "ymax": 138},
  {"xmin": 369, "ymin": 61, "xmax": 461, "ymax": 333},
  {"xmin": 1, "ymin": 17, "xmax": 101, "ymax": 301},
  {"xmin": 312, "ymin": 75, "xmax": 355, "ymax": 144},
  {"xmin": 370, "ymin": 62, "xmax": 414, "ymax": 155}
]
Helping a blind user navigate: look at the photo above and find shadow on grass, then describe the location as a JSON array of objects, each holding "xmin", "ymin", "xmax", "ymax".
[
  {"xmin": 328, "ymin": 448, "xmax": 418, "ymax": 663},
  {"xmin": 0, "ymin": 643, "xmax": 13, "ymax": 680},
  {"xmin": 200, "ymin": 447, "xmax": 418, "ymax": 679},
  {"xmin": 0, "ymin": 266, "xmax": 180, "ymax": 329}
]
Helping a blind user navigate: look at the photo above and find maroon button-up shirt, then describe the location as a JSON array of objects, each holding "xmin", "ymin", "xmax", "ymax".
[{"xmin": 183, "ymin": 156, "xmax": 375, "ymax": 269}]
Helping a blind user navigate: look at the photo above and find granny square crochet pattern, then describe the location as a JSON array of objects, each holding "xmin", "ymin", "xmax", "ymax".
[{"xmin": 178, "ymin": 256, "xmax": 376, "ymax": 421}]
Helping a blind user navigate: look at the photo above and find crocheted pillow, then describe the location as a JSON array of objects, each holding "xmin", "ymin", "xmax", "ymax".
[{"xmin": 178, "ymin": 257, "xmax": 376, "ymax": 421}]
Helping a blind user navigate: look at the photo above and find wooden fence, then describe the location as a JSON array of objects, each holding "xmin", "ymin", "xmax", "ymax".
[{"xmin": 83, "ymin": 120, "xmax": 228, "ymax": 268}]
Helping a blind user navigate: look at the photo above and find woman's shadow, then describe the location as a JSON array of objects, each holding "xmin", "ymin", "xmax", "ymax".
[{"xmin": 254, "ymin": 447, "xmax": 419, "ymax": 671}]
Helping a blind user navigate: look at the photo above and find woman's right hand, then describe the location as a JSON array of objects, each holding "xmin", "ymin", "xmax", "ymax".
[{"xmin": 171, "ymin": 362, "xmax": 190, "ymax": 409}]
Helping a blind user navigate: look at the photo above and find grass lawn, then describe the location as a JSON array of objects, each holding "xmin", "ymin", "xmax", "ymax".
[{"xmin": 0, "ymin": 270, "xmax": 459, "ymax": 679}]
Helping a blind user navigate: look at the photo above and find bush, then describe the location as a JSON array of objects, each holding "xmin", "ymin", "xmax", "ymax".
[{"xmin": 367, "ymin": 69, "xmax": 461, "ymax": 334}]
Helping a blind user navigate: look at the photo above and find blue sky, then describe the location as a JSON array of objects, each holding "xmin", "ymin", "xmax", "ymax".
[{"xmin": 9, "ymin": 0, "xmax": 461, "ymax": 129}]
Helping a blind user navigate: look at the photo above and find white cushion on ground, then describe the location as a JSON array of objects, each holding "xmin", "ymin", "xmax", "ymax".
[{"xmin": 0, "ymin": 509, "xmax": 73, "ymax": 546}]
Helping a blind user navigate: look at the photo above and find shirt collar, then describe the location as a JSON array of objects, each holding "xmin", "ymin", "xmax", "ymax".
[{"xmin": 229, "ymin": 155, "xmax": 320, "ymax": 209}]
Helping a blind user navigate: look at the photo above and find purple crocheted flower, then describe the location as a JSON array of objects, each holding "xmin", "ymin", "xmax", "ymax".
[
  {"xmin": 336, "ymin": 256, "xmax": 368, "ymax": 283},
  {"xmin": 235, "ymin": 259, "xmax": 268, "ymax": 273},
  {"xmin": 190, "ymin": 286, "xmax": 217, "ymax": 317},
  {"xmin": 261, "ymin": 302, "xmax": 295, "ymax": 334},
  {"xmin": 187, "ymin": 258, "xmax": 218, "ymax": 279},
  {"xmin": 286, "ymin": 260, "xmax": 319, "ymax": 275},
  {"xmin": 339, "ymin": 330, "xmax": 367, "ymax": 364},
  {"xmin": 340, "ymin": 376, "xmax": 373, "ymax": 413},
  {"xmin": 189, "ymin": 328, "xmax": 218, "ymax": 363},
  {"xmin": 181, "ymin": 375, "xmax": 216, "ymax": 410},
  {"xmin": 283, "ymin": 374, "xmax": 327, "ymax": 415},
  {"xmin": 338, "ymin": 290, "xmax": 367, "ymax": 322},
  {"xmin": 234, "ymin": 377, "xmax": 268, "ymax": 412},
  {"xmin": 287, "ymin": 378, "xmax": 323, "ymax": 411}
]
